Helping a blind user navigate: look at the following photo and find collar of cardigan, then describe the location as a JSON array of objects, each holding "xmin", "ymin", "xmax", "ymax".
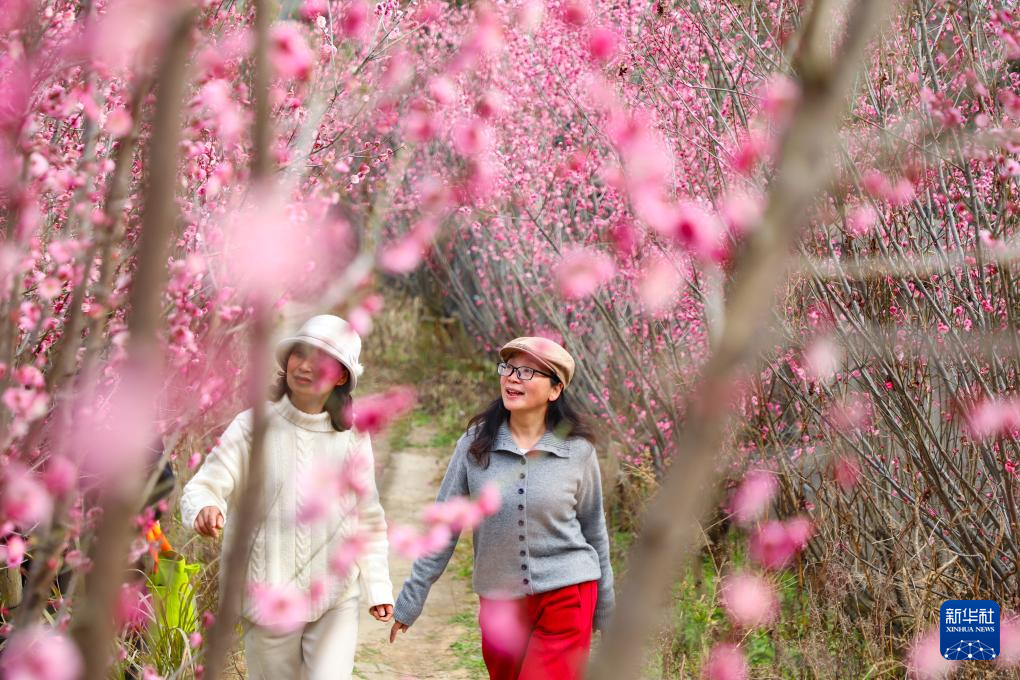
[
  {"xmin": 273, "ymin": 394, "xmax": 336, "ymax": 433},
  {"xmin": 492, "ymin": 421, "xmax": 573, "ymax": 457}
]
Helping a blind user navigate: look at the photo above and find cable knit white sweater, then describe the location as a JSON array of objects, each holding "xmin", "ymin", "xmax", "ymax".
[{"xmin": 180, "ymin": 395, "xmax": 393, "ymax": 622}]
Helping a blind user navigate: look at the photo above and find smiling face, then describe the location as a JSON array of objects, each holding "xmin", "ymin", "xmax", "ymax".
[
  {"xmin": 285, "ymin": 343, "xmax": 349, "ymax": 402},
  {"xmin": 500, "ymin": 351, "xmax": 563, "ymax": 414}
]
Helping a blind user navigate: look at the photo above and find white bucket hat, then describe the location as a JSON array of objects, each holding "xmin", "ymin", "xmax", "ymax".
[{"xmin": 274, "ymin": 315, "xmax": 364, "ymax": 391}]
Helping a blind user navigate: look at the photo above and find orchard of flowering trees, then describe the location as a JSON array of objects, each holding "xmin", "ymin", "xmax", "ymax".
[{"xmin": 1, "ymin": 0, "xmax": 1020, "ymax": 677}]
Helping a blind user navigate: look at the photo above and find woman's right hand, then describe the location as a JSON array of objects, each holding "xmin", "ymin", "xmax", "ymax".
[
  {"xmin": 389, "ymin": 620, "xmax": 409, "ymax": 643},
  {"xmin": 195, "ymin": 506, "xmax": 224, "ymax": 538}
]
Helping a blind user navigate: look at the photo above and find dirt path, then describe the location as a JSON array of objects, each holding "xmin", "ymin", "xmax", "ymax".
[{"xmin": 353, "ymin": 428, "xmax": 479, "ymax": 679}]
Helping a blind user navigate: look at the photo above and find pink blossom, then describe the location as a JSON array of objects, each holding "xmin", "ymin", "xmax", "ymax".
[
  {"xmin": 831, "ymin": 456, "xmax": 861, "ymax": 491},
  {"xmin": 189, "ymin": 632, "xmax": 203, "ymax": 648},
  {"xmin": 966, "ymin": 399, "xmax": 1020, "ymax": 439},
  {"xmin": 728, "ymin": 470, "xmax": 777, "ymax": 526},
  {"xmin": 17, "ymin": 300, "xmax": 41, "ymax": 331},
  {"xmin": 720, "ymin": 572, "xmax": 778, "ymax": 629},
  {"xmin": 803, "ymin": 336, "xmax": 842, "ymax": 383},
  {"xmin": 558, "ymin": 0, "xmax": 590, "ymax": 26},
  {"xmin": 300, "ymin": 0, "xmax": 328, "ymax": 20},
  {"xmin": 248, "ymin": 582, "xmax": 310, "ymax": 634},
  {"xmin": 329, "ymin": 532, "xmax": 368, "ymax": 577},
  {"xmin": 188, "ymin": 452, "xmax": 203, "ymax": 470},
  {"xmin": 728, "ymin": 133, "xmax": 768, "ymax": 175},
  {"xmin": 516, "ymin": 0, "xmax": 545, "ymax": 32},
  {"xmin": 638, "ymin": 256, "xmax": 683, "ymax": 313},
  {"xmin": 759, "ymin": 74, "xmax": 799, "ymax": 122},
  {"xmin": 997, "ymin": 614, "xmax": 1020, "ymax": 668},
  {"xmin": 847, "ymin": 204, "xmax": 878, "ymax": 237},
  {"xmin": 379, "ymin": 220, "xmax": 438, "ymax": 274},
  {"xmin": 349, "ymin": 386, "xmax": 416, "ymax": 434},
  {"xmin": 0, "ymin": 534, "xmax": 26, "ymax": 568},
  {"xmin": 587, "ymin": 26, "xmax": 619, "ymax": 63},
  {"xmin": 428, "ymin": 76, "xmax": 457, "ymax": 105},
  {"xmin": 270, "ymin": 22, "xmax": 314, "ymax": 81},
  {"xmin": 2, "ymin": 387, "xmax": 49, "ymax": 433},
  {"xmin": 404, "ymin": 106, "xmax": 439, "ymax": 143},
  {"xmin": 64, "ymin": 549, "xmax": 92, "ymax": 571},
  {"xmin": 609, "ymin": 220, "xmax": 640, "ymax": 257},
  {"xmin": 340, "ymin": 0, "xmax": 370, "ymax": 38},
  {"xmin": 474, "ymin": 90, "xmax": 505, "ymax": 120},
  {"xmin": 478, "ymin": 598, "xmax": 528, "ymax": 656},
  {"xmin": 340, "ymin": 446, "xmax": 373, "ymax": 499},
  {"xmin": 477, "ymin": 482, "xmax": 501, "ymax": 515},
  {"xmin": 451, "ymin": 118, "xmax": 491, "ymax": 157},
  {"xmin": 388, "ymin": 524, "xmax": 428, "ymax": 559},
  {"xmin": 105, "ymin": 108, "xmax": 133, "ymax": 138},
  {"xmin": 702, "ymin": 642, "xmax": 748, "ymax": 680},
  {"xmin": 0, "ymin": 465, "xmax": 53, "ymax": 530},
  {"xmin": 720, "ymin": 191, "xmax": 763, "ymax": 234},
  {"xmin": 421, "ymin": 523, "xmax": 454, "ymax": 553},
  {"xmin": 556, "ymin": 247, "xmax": 615, "ymax": 300},
  {"xmin": 749, "ymin": 517, "xmax": 813, "ymax": 570},
  {"xmin": 0, "ymin": 625, "xmax": 83, "ymax": 680},
  {"xmin": 666, "ymin": 202, "xmax": 727, "ymax": 262},
  {"xmin": 116, "ymin": 581, "xmax": 152, "ymax": 633},
  {"xmin": 906, "ymin": 628, "xmax": 958, "ymax": 679}
]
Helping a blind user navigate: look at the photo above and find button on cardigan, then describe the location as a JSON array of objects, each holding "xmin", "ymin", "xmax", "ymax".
[
  {"xmin": 393, "ymin": 422, "xmax": 615, "ymax": 631},
  {"xmin": 180, "ymin": 395, "xmax": 394, "ymax": 622}
]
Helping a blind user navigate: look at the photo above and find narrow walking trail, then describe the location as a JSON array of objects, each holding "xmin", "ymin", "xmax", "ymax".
[{"xmin": 354, "ymin": 428, "xmax": 479, "ymax": 679}]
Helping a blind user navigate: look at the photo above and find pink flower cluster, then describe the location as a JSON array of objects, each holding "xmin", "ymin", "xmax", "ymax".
[
  {"xmin": 348, "ymin": 386, "xmax": 417, "ymax": 434},
  {"xmin": 388, "ymin": 482, "xmax": 501, "ymax": 559}
]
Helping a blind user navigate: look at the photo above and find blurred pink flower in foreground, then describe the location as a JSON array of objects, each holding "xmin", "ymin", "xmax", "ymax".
[
  {"xmin": 637, "ymin": 256, "xmax": 683, "ymax": 314},
  {"xmin": 248, "ymin": 582, "xmax": 310, "ymax": 634},
  {"xmin": 0, "ymin": 624, "xmax": 83, "ymax": 680},
  {"xmin": 0, "ymin": 534, "xmax": 26, "ymax": 568},
  {"xmin": 720, "ymin": 572, "xmax": 778, "ymax": 629},
  {"xmin": 0, "ymin": 464, "xmax": 53, "ymax": 530},
  {"xmin": 997, "ymin": 614, "xmax": 1020, "ymax": 668},
  {"xmin": 966, "ymin": 398, "xmax": 1020, "ymax": 439},
  {"xmin": 831, "ymin": 456, "xmax": 862, "ymax": 491},
  {"xmin": 803, "ymin": 336, "xmax": 842, "ymax": 383},
  {"xmin": 749, "ymin": 517, "xmax": 813, "ymax": 570},
  {"xmin": 390, "ymin": 484, "xmax": 500, "ymax": 559},
  {"xmin": 729, "ymin": 470, "xmax": 777, "ymax": 526},
  {"xmin": 702, "ymin": 642, "xmax": 748, "ymax": 680},
  {"xmin": 329, "ymin": 532, "xmax": 368, "ymax": 577},
  {"xmin": 556, "ymin": 247, "xmax": 615, "ymax": 300},
  {"xmin": 479, "ymin": 598, "xmax": 527, "ymax": 656},
  {"xmin": 906, "ymin": 628, "xmax": 958, "ymax": 679},
  {"xmin": 116, "ymin": 581, "xmax": 153, "ymax": 633},
  {"xmin": 270, "ymin": 22, "xmax": 314, "ymax": 81},
  {"xmin": 349, "ymin": 386, "xmax": 417, "ymax": 434},
  {"xmin": 379, "ymin": 220, "xmax": 439, "ymax": 275},
  {"xmin": 587, "ymin": 25, "xmax": 619, "ymax": 63}
]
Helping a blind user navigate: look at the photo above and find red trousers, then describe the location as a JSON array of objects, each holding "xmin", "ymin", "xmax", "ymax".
[{"xmin": 479, "ymin": 581, "xmax": 598, "ymax": 680}]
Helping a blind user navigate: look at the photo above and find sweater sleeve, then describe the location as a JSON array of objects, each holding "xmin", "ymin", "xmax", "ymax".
[
  {"xmin": 392, "ymin": 434, "xmax": 470, "ymax": 627},
  {"xmin": 353, "ymin": 431, "xmax": 394, "ymax": 607},
  {"xmin": 577, "ymin": 444, "xmax": 615, "ymax": 631},
  {"xmin": 179, "ymin": 411, "xmax": 252, "ymax": 532}
]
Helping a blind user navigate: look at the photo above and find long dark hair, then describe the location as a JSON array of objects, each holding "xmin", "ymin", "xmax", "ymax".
[
  {"xmin": 271, "ymin": 352, "xmax": 353, "ymax": 432},
  {"xmin": 466, "ymin": 380, "xmax": 596, "ymax": 467}
]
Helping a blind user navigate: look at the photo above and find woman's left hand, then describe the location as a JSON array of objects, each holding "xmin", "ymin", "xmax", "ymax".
[{"xmin": 369, "ymin": 604, "xmax": 394, "ymax": 622}]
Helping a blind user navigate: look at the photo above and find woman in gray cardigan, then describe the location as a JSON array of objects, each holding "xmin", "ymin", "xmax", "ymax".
[{"xmin": 390, "ymin": 337, "xmax": 615, "ymax": 680}]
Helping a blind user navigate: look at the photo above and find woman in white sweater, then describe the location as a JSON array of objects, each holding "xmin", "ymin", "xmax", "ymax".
[{"xmin": 180, "ymin": 315, "xmax": 393, "ymax": 680}]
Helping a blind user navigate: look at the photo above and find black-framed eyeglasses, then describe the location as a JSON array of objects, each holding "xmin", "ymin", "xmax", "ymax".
[{"xmin": 497, "ymin": 361, "xmax": 556, "ymax": 382}]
